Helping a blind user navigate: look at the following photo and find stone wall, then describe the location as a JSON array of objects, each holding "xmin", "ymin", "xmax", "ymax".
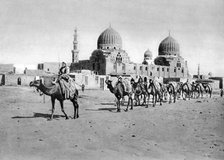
[{"xmin": 4, "ymin": 74, "xmax": 35, "ymax": 86}]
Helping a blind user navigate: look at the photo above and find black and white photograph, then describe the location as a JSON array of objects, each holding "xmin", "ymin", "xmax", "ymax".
[{"xmin": 0, "ymin": 0, "xmax": 224, "ymax": 159}]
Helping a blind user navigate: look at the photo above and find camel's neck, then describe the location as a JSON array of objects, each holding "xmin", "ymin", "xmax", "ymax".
[
  {"xmin": 107, "ymin": 84, "xmax": 115, "ymax": 94},
  {"xmin": 37, "ymin": 83, "xmax": 57, "ymax": 96}
]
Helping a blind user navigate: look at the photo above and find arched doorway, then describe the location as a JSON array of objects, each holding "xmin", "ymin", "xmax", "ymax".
[{"xmin": 17, "ymin": 77, "xmax": 21, "ymax": 85}]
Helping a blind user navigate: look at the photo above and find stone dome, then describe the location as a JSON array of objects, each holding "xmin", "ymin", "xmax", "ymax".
[
  {"xmin": 158, "ymin": 34, "xmax": 180, "ymax": 56},
  {"xmin": 144, "ymin": 49, "xmax": 152, "ymax": 59},
  {"xmin": 97, "ymin": 26, "xmax": 122, "ymax": 50}
]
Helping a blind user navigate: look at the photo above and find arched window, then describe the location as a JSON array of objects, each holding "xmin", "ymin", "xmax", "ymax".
[{"xmin": 116, "ymin": 53, "xmax": 122, "ymax": 63}]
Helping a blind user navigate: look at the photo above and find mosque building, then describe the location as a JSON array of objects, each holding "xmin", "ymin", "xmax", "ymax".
[{"xmin": 70, "ymin": 26, "xmax": 189, "ymax": 80}]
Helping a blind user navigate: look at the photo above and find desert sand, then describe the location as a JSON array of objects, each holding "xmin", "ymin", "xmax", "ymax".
[{"xmin": 0, "ymin": 86, "xmax": 224, "ymax": 160}]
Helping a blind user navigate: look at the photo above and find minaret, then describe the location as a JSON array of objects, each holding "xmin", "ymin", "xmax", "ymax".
[
  {"xmin": 71, "ymin": 28, "xmax": 79, "ymax": 63},
  {"xmin": 197, "ymin": 64, "xmax": 200, "ymax": 79}
]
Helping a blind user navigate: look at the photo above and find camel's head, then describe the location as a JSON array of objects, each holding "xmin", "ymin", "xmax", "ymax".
[
  {"xmin": 105, "ymin": 80, "xmax": 113, "ymax": 89},
  {"xmin": 29, "ymin": 80, "xmax": 42, "ymax": 88},
  {"xmin": 105, "ymin": 79, "xmax": 112, "ymax": 85}
]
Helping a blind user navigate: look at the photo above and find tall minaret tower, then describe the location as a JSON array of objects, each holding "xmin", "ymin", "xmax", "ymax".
[
  {"xmin": 71, "ymin": 28, "xmax": 79, "ymax": 63},
  {"xmin": 197, "ymin": 64, "xmax": 200, "ymax": 79}
]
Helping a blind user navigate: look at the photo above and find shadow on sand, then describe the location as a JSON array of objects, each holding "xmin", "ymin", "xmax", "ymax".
[
  {"xmin": 85, "ymin": 107, "xmax": 117, "ymax": 112},
  {"xmin": 12, "ymin": 112, "xmax": 65, "ymax": 120}
]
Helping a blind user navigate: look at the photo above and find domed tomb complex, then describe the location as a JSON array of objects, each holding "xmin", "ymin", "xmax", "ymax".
[{"xmin": 70, "ymin": 27, "xmax": 189, "ymax": 79}]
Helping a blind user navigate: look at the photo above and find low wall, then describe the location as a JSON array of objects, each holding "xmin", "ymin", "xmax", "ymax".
[{"xmin": 4, "ymin": 74, "xmax": 35, "ymax": 86}]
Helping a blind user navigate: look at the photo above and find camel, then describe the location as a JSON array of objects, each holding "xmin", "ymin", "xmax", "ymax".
[
  {"xmin": 181, "ymin": 82, "xmax": 192, "ymax": 100},
  {"xmin": 147, "ymin": 80, "xmax": 163, "ymax": 107},
  {"xmin": 167, "ymin": 82, "xmax": 178, "ymax": 103},
  {"xmin": 203, "ymin": 83, "xmax": 212, "ymax": 98},
  {"xmin": 194, "ymin": 83, "xmax": 204, "ymax": 98},
  {"xmin": 131, "ymin": 81, "xmax": 144, "ymax": 106},
  {"xmin": 29, "ymin": 79, "xmax": 79, "ymax": 120},
  {"xmin": 105, "ymin": 79, "xmax": 133, "ymax": 112}
]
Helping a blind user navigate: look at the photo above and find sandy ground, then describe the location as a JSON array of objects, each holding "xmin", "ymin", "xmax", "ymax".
[{"xmin": 0, "ymin": 86, "xmax": 224, "ymax": 160}]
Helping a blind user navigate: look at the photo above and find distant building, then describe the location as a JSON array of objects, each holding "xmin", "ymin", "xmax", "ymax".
[
  {"xmin": 0, "ymin": 64, "xmax": 15, "ymax": 74},
  {"xmin": 37, "ymin": 62, "xmax": 61, "ymax": 74},
  {"xmin": 70, "ymin": 26, "xmax": 189, "ymax": 79}
]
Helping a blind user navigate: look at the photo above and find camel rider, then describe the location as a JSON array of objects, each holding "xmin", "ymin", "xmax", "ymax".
[
  {"xmin": 58, "ymin": 62, "xmax": 70, "ymax": 81},
  {"xmin": 52, "ymin": 62, "xmax": 68, "ymax": 84},
  {"xmin": 57, "ymin": 62, "xmax": 76, "ymax": 100}
]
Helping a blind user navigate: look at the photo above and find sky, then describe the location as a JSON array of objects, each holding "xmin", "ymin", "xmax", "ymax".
[{"xmin": 0, "ymin": 0, "xmax": 224, "ymax": 76}]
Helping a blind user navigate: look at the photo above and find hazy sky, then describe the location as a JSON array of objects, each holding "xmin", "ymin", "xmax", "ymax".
[{"xmin": 0, "ymin": 0, "xmax": 224, "ymax": 76}]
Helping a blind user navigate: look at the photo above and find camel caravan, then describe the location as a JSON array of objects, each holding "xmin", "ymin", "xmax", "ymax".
[
  {"xmin": 29, "ymin": 62, "xmax": 214, "ymax": 120},
  {"xmin": 105, "ymin": 76, "xmax": 213, "ymax": 112}
]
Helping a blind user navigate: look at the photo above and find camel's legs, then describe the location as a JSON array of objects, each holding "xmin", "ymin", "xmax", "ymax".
[
  {"xmin": 125, "ymin": 98, "xmax": 129, "ymax": 112},
  {"xmin": 50, "ymin": 97, "xmax": 55, "ymax": 120},
  {"xmin": 169, "ymin": 92, "xmax": 172, "ymax": 104},
  {"xmin": 117, "ymin": 98, "xmax": 121, "ymax": 112},
  {"xmin": 174, "ymin": 92, "xmax": 176, "ymax": 103},
  {"xmin": 130, "ymin": 97, "xmax": 133, "ymax": 110},
  {"xmin": 59, "ymin": 100, "xmax": 69, "ymax": 119},
  {"xmin": 159, "ymin": 93, "xmax": 162, "ymax": 106},
  {"xmin": 72, "ymin": 100, "xmax": 79, "ymax": 119}
]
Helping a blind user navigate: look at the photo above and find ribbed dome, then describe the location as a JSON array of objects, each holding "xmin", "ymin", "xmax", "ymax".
[
  {"xmin": 144, "ymin": 49, "xmax": 152, "ymax": 59},
  {"xmin": 97, "ymin": 26, "xmax": 122, "ymax": 50},
  {"xmin": 158, "ymin": 35, "xmax": 180, "ymax": 56}
]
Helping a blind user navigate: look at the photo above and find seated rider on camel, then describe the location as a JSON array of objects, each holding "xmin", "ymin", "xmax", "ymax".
[{"xmin": 53, "ymin": 62, "xmax": 76, "ymax": 99}]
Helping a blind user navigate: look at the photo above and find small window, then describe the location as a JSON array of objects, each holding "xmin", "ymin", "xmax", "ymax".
[
  {"xmin": 114, "ymin": 47, "xmax": 116, "ymax": 49},
  {"xmin": 167, "ymin": 68, "xmax": 169, "ymax": 72},
  {"xmin": 182, "ymin": 69, "xmax": 184, "ymax": 73},
  {"xmin": 177, "ymin": 62, "xmax": 181, "ymax": 68},
  {"xmin": 150, "ymin": 72, "xmax": 152, "ymax": 76},
  {"xmin": 174, "ymin": 68, "xmax": 176, "ymax": 72},
  {"xmin": 145, "ymin": 67, "xmax": 148, "ymax": 71},
  {"xmin": 47, "ymin": 68, "xmax": 49, "ymax": 71},
  {"xmin": 162, "ymin": 68, "xmax": 164, "ymax": 71},
  {"xmin": 134, "ymin": 66, "xmax": 136, "ymax": 70},
  {"xmin": 140, "ymin": 66, "xmax": 142, "ymax": 70},
  {"xmin": 107, "ymin": 47, "xmax": 109, "ymax": 49},
  {"xmin": 157, "ymin": 68, "xmax": 159, "ymax": 71}
]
